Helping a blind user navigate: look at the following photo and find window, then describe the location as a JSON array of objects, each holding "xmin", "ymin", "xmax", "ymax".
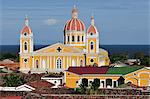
[
  {"xmin": 90, "ymin": 59, "xmax": 94, "ymax": 63},
  {"xmin": 24, "ymin": 42, "xmax": 28, "ymax": 51},
  {"xmin": 56, "ymin": 58, "xmax": 62, "ymax": 69},
  {"xmin": 68, "ymin": 36, "xmax": 70, "ymax": 42},
  {"xmin": 77, "ymin": 36, "xmax": 80, "ymax": 42},
  {"xmin": 24, "ymin": 59, "xmax": 27, "ymax": 63},
  {"xmin": 72, "ymin": 36, "xmax": 75, "ymax": 42},
  {"xmin": 80, "ymin": 60, "xmax": 83, "ymax": 66},
  {"xmin": 24, "ymin": 33, "xmax": 27, "ymax": 36},
  {"xmin": 82, "ymin": 36, "xmax": 84, "ymax": 42},
  {"xmin": 90, "ymin": 33, "xmax": 93, "ymax": 35},
  {"xmin": 90, "ymin": 42, "xmax": 94, "ymax": 50},
  {"xmin": 36, "ymin": 60, "xmax": 39, "ymax": 68}
]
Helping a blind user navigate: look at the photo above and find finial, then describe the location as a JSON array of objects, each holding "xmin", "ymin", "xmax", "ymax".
[
  {"xmin": 91, "ymin": 14, "xmax": 94, "ymax": 25},
  {"xmin": 73, "ymin": 5, "xmax": 76, "ymax": 9},
  {"xmin": 25, "ymin": 14, "xmax": 29, "ymax": 26},
  {"xmin": 72, "ymin": 5, "xmax": 78, "ymax": 18}
]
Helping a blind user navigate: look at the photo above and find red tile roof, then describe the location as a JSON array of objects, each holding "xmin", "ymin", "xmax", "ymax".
[
  {"xmin": 66, "ymin": 66, "xmax": 110, "ymax": 75},
  {"xmin": 27, "ymin": 80, "xmax": 55, "ymax": 88},
  {"xmin": 0, "ymin": 96, "xmax": 22, "ymax": 99}
]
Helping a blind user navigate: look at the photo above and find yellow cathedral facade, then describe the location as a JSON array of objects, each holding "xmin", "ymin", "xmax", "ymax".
[{"xmin": 19, "ymin": 6, "xmax": 110, "ymax": 73}]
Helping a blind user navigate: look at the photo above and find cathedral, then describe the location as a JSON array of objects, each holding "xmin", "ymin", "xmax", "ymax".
[{"xmin": 19, "ymin": 6, "xmax": 110, "ymax": 73}]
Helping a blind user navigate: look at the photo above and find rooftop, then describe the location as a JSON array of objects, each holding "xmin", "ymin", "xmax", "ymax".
[{"xmin": 66, "ymin": 66, "xmax": 144, "ymax": 75}]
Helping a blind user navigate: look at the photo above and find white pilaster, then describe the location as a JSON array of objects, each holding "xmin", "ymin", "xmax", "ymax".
[
  {"xmin": 63, "ymin": 56, "xmax": 65, "ymax": 69},
  {"xmin": 77, "ymin": 57, "xmax": 79, "ymax": 66},
  {"xmin": 50, "ymin": 56, "xmax": 52, "ymax": 69},
  {"xmin": 40, "ymin": 56, "xmax": 42, "ymax": 69},
  {"xmin": 54, "ymin": 56, "xmax": 56, "ymax": 69},
  {"xmin": 67, "ymin": 56, "xmax": 68, "ymax": 69},
  {"xmin": 47, "ymin": 56, "xmax": 49, "ymax": 69},
  {"xmin": 32, "ymin": 57, "xmax": 34, "ymax": 68}
]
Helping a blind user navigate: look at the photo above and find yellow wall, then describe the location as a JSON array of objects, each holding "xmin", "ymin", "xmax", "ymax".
[
  {"xmin": 124, "ymin": 68, "xmax": 150, "ymax": 86},
  {"xmin": 65, "ymin": 71, "xmax": 120, "ymax": 88}
]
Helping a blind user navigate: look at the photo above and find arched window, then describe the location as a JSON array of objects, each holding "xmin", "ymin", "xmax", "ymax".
[
  {"xmin": 82, "ymin": 36, "xmax": 84, "ymax": 42},
  {"xmin": 90, "ymin": 42, "xmax": 94, "ymax": 50},
  {"xmin": 68, "ymin": 36, "xmax": 70, "ymax": 42},
  {"xmin": 56, "ymin": 58, "xmax": 62, "ymax": 69},
  {"xmin": 80, "ymin": 60, "xmax": 83, "ymax": 66},
  {"xmin": 36, "ymin": 60, "xmax": 39, "ymax": 68},
  {"xmin": 90, "ymin": 32, "xmax": 93, "ymax": 36},
  {"xmin": 77, "ymin": 36, "xmax": 80, "ymax": 42},
  {"xmin": 24, "ymin": 42, "xmax": 28, "ymax": 51},
  {"xmin": 24, "ymin": 32, "xmax": 27, "ymax": 36},
  {"xmin": 72, "ymin": 36, "xmax": 75, "ymax": 42}
]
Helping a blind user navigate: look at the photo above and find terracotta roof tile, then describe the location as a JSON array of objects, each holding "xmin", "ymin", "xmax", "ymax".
[{"xmin": 27, "ymin": 80, "xmax": 55, "ymax": 88}]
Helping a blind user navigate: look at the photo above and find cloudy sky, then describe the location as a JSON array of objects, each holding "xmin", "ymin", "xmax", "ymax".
[{"xmin": 0, "ymin": 0, "xmax": 149, "ymax": 45}]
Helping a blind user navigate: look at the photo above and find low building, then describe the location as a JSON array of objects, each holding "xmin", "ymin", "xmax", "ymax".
[
  {"xmin": 65, "ymin": 66, "xmax": 150, "ymax": 88},
  {"xmin": 41, "ymin": 75, "xmax": 64, "ymax": 88}
]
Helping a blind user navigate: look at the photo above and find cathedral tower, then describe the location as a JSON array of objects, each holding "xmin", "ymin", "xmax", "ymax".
[
  {"xmin": 64, "ymin": 6, "xmax": 86, "ymax": 48},
  {"xmin": 20, "ymin": 16, "xmax": 33, "ymax": 72},
  {"xmin": 20, "ymin": 16, "xmax": 33, "ymax": 54},
  {"xmin": 87, "ymin": 16, "xmax": 99, "ymax": 53}
]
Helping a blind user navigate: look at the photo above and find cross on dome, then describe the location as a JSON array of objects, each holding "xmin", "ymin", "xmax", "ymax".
[
  {"xmin": 72, "ymin": 5, "xmax": 78, "ymax": 19},
  {"xmin": 25, "ymin": 15, "xmax": 29, "ymax": 26},
  {"xmin": 91, "ymin": 14, "xmax": 95, "ymax": 26}
]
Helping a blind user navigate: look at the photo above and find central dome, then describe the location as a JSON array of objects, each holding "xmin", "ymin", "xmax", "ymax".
[
  {"xmin": 64, "ymin": 6, "xmax": 85, "ymax": 32},
  {"xmin": 64, "ymin": 18, "xmax": 85, "ymax": 31}
]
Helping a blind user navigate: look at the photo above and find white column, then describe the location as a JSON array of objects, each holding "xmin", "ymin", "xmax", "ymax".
[
  {"xmin": 67, "ymin": 56, "xmax": 68, "ymax": 69},
  {"xmin": 112, "ymin": 80, "xmax": 114, "ymax": 88},
  {"xmin": 66, "ymin": 34, "xmax": 67, "ymax": 44},
  {"xmin": 77, "ymin": 57, "xmax": 79, "ymax": 66},
  {"xmin": 70, "ymin": 34, "xmax": 72, "ymax": 44},
  {"xmin": 54, "ymin": 56, "xmax": 56, "ymax": 69},
  {"xmin": 47, "ymin": 56, "xmax": 49, "ymax": 69},
  {"xmin": 40, "ymin": 56, "xmax": 42, "ymax": 69},
  {"xmin": 32, "ymin": 57, "xmax": 34, "ymax": 68},
  {"xmin": 116, "ymin": 81, "xmax": 118, "ymax": 87},
  {"xmin": 50, "ymin": 56, "xmax": 52, "ymax": 69},
  {"xmin": 69, "ymin": 56, "xmax": 71, "ymax": 67},
  {"xmin": 63, "ymin": 56, "xmax": 65, "ymax": 69}
]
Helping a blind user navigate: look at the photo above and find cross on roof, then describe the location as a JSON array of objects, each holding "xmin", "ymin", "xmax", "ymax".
[{"xmin": 57, "ymin": 47, "xmax": 62, "ymax": 52}]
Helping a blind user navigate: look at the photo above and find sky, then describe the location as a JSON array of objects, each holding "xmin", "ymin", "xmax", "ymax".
[{"xmin": 0, "ymin": 0, "xmax": 149, "ymax": 45}]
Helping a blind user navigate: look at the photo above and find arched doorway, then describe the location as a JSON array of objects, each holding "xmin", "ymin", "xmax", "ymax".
[
  {"xmin": 106, "ymin": 79, "xmax": 112, "ymax": 88},
  {"xmin": 117, "ymin": 76, "xmax": 125, "ymax": 86}
]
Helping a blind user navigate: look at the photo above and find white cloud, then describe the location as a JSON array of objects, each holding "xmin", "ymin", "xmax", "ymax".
[{"xmin": 44, "ymin": 18, "xmax": 59, "ymax": 25}]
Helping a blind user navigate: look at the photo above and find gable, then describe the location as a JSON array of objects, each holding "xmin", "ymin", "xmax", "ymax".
[{"xmin": 34, "ymin": 43, "xmax": 82, "ymax": 53}]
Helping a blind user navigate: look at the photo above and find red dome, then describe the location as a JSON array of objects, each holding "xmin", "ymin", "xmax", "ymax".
[
  {"xmin": 21, "ymin": 26, "xmax": 32, "ymax": 34},
  {"xmin": 64, "ymin": 18, "xmax": 85, "ymax": 31}
]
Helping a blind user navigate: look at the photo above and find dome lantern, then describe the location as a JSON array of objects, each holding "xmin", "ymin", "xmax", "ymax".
[{"xmin": 72, "ymin": 5, "xmax": 78, "ymax": 19}]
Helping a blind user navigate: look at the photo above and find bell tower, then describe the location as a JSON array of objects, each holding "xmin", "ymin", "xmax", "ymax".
[
  {"xmin": 20, "ymin": 15, "xmax": 33, "ymax": 54},
  {"xmin": 20, "ymin": 16, "xmax": 33, "ymax": 73},
  {"xmin": 87, "ymin": 16, "xmax": 99, "ymax": 53}
]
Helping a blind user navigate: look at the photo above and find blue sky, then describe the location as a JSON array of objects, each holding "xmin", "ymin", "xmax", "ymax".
[{"xmin": 0, "ymin": 0, "xmax": 149, "ymax": 45}]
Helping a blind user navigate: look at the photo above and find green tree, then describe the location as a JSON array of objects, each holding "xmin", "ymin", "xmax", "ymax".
[
  {"xmin": 110, "ymin": 53, "xmax": 128, "ymax": 63},
  {"xmin": 133, "ymin": 52, "xmax": 150, "ymax": 66},
  {"xmin": 91, "ymin": 78, "xmax": 100, "ymax": 91},
  {"xmin": 3, "ymin": 74, "xmax": 26, "ymax": 87},
  {"xmin": 79, "ymin": 78, "xmax": 88, "ymax": 94}
]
